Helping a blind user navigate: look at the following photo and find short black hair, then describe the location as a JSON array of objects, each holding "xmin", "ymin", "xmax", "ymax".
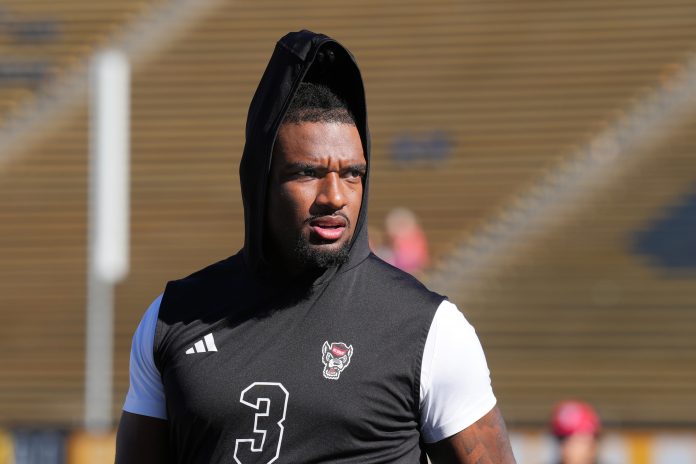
[{"xmin": 283, "ymin": 82, "xmax": 356, "ymax": 125}]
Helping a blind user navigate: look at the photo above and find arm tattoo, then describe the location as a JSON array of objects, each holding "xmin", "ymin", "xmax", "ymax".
[
  {"xmin": 426, "ymin": 407, "xmax": 517, "ymax": 464},
  {"xmin": 461, "ymin": 410, "xmax": 514, "ymax": 463}
]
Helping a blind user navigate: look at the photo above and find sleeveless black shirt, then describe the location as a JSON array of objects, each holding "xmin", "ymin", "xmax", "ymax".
[{"xmin": 155, "ymin": 253, "xmax": 443, "ymax": 463}]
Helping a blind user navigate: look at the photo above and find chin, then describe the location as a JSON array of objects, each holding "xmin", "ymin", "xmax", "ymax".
[{"xmin": 295, "ymin": 238, "xmax": 351, "ymax": 269}]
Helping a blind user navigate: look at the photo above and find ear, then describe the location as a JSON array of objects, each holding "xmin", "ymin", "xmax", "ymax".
[
  {"xmin": 322, "ymin": 341, "xmax": 330, "ymax": 355},
  {"xmin": 345, "ymin": 345, "xmax": 353, "ymax": 366}
]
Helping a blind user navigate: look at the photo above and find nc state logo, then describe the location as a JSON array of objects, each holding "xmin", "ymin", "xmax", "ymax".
[{"xmin": 321, "ymin": 341, "xmax": 353, "ymax": 380}]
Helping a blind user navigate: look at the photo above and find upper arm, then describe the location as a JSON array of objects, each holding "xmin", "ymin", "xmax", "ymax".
[
  {"xmin": 420, "ymin": 300, "xmax": 497, "ymax": 443},
  {"xmin": 115, "ymin": 411, "xmax": 170, "ymax": 464},
  {"xmin": 420, "ymin": 301, "xmax": 515, "ymax": 462},
  {"xmin": 425, "ymin": 406, "xmax": 516, "ymax": 464},
  {"xmin": 116, "ymin": 295, "xmax": 170, "ymax": 462},
  {"xmin": 122, "ymin": 295, "xmax": 167, "ymax": 420}
]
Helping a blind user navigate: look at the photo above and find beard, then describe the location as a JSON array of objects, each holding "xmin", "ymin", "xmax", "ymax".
[{"xmin": 293, "ymin": 236, "xmax": 351, "ymax": 269}]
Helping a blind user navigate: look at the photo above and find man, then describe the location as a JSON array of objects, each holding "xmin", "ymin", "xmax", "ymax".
[{"xmin": 116, "ymin": 30, "xmax": 516, "ymax": 463}]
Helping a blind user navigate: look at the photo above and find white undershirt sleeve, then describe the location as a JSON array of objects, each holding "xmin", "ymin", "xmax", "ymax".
[
  {"xmin": 122, "ymin": 294, "xmax": 168, "ymax": 420},
  {"xmin": 419, "ymin": 300, "xmax": 497, "ymax": 443}
]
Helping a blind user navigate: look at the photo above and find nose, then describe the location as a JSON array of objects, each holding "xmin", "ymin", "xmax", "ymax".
[{"xmin": 315, "ymin": 172, "xmax": 347, "ymax": 211}]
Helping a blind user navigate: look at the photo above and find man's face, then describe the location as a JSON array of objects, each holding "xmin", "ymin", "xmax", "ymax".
[{"xmin": 266, "ymin": 121, "xmax": 366, "ymax": 273}]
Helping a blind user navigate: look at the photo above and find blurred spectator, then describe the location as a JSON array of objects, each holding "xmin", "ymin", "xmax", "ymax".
[
  {"xmin": 551, "ymin": 400, "xmax": 602, "ymax": 464},
  {"xmin": 12, "ymin": 429, "xmax": 65, "ymax": 464},
  {"xmin": 368, "ymin": 226, "xmax": 394, "ymax": 264},
  {"xmin": 385, "ymin": 207, "xmax": 430, "ymax": 274}
]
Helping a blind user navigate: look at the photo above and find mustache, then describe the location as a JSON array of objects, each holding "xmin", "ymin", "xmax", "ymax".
[{"xmin": 304, "ymin": 212, "xmax": 350, "ymax": 226}]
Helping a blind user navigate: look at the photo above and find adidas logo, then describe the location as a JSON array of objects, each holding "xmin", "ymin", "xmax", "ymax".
[{"xmin": 185, "ymin": 333, "xmax": 218, "ymax": 354}]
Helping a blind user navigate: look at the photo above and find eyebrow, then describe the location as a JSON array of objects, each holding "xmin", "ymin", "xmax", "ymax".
[
  {"xmin": 344, "ymin": 163, "xmax": 367, "ymax": 173},
  {"xmin": 285, "ymin": 162, "xmax": 367, "ymax": 172},
  {"xmin": 285, "ymin": 162, "xmax": 320, "ymax": 171}
]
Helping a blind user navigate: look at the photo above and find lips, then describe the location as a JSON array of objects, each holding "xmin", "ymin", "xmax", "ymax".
[{"xmin": 309, "ymin": 215, "xmax": 347, "ymax": 241}]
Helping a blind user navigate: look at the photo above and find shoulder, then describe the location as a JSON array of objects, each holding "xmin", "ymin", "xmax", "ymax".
[
  {"xmin": 356, "ymin": 253, "xmax": 444, "ymax": 303},
  {"xmin": 123, "ymin": 294, "xmax": 167, "ymax": 420},
  {"xmin": 333, "ymin": 254, "xmax": 445, "ymax": 345},
  {"xmin": 167, "ymin": 253, "xmax": 245, "ymax": 291},
  {"xmin": 420, "ymin": 299, "xmax": 497, "ymax": 443},
  {"xmin": 163, "ymin": 253, "xmax": 248, "ymax": 301},
  {"xmin": 158, "ymin": 253, "xmax": 254, "ymax": 325}
]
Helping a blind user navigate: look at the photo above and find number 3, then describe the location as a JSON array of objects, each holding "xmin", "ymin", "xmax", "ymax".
[{"xmin": 234, "ymin": 382, "xmax": 289, "ymax": 464}]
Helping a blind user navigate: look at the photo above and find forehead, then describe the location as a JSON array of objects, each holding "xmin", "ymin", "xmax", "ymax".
[{"xmin": 272, "ymin": 122, "xmax": 365, "ymax": 165}]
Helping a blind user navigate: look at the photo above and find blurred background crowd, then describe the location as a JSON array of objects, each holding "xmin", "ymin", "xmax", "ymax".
[{"xmin": 1, "ymin": 0, "xmax": 696, "ymax": 462}]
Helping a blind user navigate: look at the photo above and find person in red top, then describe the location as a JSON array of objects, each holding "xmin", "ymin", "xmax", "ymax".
[{"xmin": 385, "ymin": 207, "xmax": 430, "ymax": 275}]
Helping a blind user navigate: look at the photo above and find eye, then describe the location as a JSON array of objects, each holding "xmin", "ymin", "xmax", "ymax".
[
  {"xmin": 344, "ymin": 168, "xmax": 365, "ymax": 181},
  {"xmin": 298, "ymin": 169, "xmax": 317, "ymax": 178}
]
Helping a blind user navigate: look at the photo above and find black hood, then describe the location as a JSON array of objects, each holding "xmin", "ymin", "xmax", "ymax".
[{"xmin": 239, "ymin": 30, "xmax": 371, "ymax": 276}]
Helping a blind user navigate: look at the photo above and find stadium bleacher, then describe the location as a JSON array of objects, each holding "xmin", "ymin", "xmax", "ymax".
[{"xmin": 1, "ymin": 0, "xmax": 696, "ymax": 462}]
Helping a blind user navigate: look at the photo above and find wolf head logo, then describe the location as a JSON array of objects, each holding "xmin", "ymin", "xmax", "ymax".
[{"xmin": 321, "ymin": 341, "xmax": 353, "ymax": 380}]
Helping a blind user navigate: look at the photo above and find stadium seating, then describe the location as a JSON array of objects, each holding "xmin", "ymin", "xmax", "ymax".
[
  {"xmin": 0, "ymin": 1, "xmax": 157, "ymax": 121},
  {"xmin": 1, "ymin": 0, "xmax": 696, "ymax": 434}
]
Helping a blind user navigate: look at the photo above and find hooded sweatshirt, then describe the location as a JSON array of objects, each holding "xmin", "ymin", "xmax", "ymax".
[{"xmin": 152, "ymin": 30, "xmax": 447, "ymax": 463}]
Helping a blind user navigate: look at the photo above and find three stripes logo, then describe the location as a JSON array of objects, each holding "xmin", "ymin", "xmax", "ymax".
[{"xmin": 185, "ymin": 333, "xmax": 218, "ymax": 354}]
